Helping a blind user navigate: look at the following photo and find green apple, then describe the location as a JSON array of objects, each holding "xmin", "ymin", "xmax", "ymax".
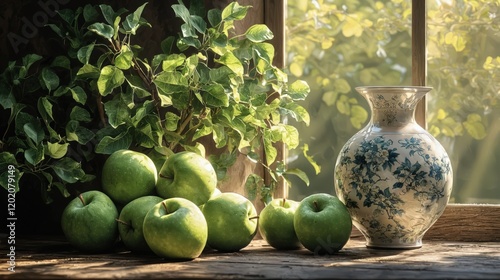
[
  {"xmin": 117, "ymin": 195, "xmax": 164, "ymax": 253},
  {"xmin": 61, "ymin": 190, "xmax": 119, "ymax": 253},
  {"xmin": 156, "ymin": 151, "xmax": 217, "ymax": 206},
  {"xmin": 202, "ymin": 192, "xmax": 258, "ymax": 252},
  {"xmin": 199, "ymin": 188, "xmax": 222, "ymax": 211},
  {"xmin": 101, "ymin": 149, "xmax": 158, "ymax": 205},
  {"xmin": 294, "ymin": 193, "xmax": 352, "ymax": 255},
  {"xmin": 259, "ymin": 198, "xmax": 302, "ymax": 250},
  {"xmin": 211, "ymin": 188, "xmax": 222, "ymax": 197},
  {"xmin": 143, "ymin": 197, "xmax": 208, "ymax": 260}
]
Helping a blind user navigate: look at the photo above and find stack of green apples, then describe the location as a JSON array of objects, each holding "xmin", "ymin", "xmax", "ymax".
[{"xmin": 60, "ymin": 150, "xmax": 259, "ymax": 260}]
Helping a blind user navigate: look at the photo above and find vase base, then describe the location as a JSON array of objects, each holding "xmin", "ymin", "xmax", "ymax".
[{"xmin": 366, "ymin": 240, "xmax": 422, "ymax": 250}]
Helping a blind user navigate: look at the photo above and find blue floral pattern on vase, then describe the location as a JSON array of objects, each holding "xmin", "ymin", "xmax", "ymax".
[{"xmin": 334, "ymin": 86, "xmax": 453, "ymax": 249}]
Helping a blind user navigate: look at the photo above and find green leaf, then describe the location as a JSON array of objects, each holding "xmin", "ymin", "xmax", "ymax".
[
  {"xmin": 122, "ymin": 2, "xmax": 149, "ymax": 35},
  {"xmin": 95, "ymin": 128, "xmax": 132, "ymax": 154},
  {"xmin": 177, "ymin": 36, "xmax": 202, "ymax": 50},
  {"xmin": 41, "ymin": 68, "xmax": 59, "ymax": 92},
  {"xmin": 191, "ymin": 15, "xmax": 207, "ymax": 34},
  {"xmin": 207, "ymin": 9, "xmax": 222, "ymax": 27},
  {"xmin": 282, "ymin": 103, "xmax": 311, "ymax": 126},
  {"xmin": 444, "ymin": 31, "xmax": 466, "ymax": 52},
  {"xmin": 350, "ymin": 105, "xmax": 368, "ymax": 129},
  {"xmin": 171, "ymin": 3, "xmax": 206, "ymax": 35},
  {"xmin": 57, "ymin": 8, "xmax": 75, "ymax": 24},
  {"xmin": 342, "ymin": 16, "xmax": 363, "ymax": 37},
  {"xmin": 70, "ymin": 106, "xmax": 92, "ymax": 122},
  {"xmin": 215, "ymin": 52, "xmax": 244, "ymax": 79},
  {"xmin": 336, "ymin": 95, "xmax": 351, "ymax": 115},
  {"xmin": 46, "ymin": 23, "xmax": 63, "ymax": 38},
  {"xmin": 209, "ymin": 66, "xmax": 233, "ymax": 83},
  {"xmin": 165, "ymin": 112, "xmax": 180, "ymax": 132},
  {"xmin": 70, "ymin": 86, "xmax": 87, "ymax": 105},
  {"xmin": 322, "ymin": 91, "xmax": 339, "ymax": 106},
  {"xmin": 115, "ymin": 46, "xmax": 134, "ymax": 70},
  {"xmin": 281, "ymin": 124, "xmax": 299, "ymax": 149},
  {"xmin": 221, "ymin": 2, "xmax": 250, "ymax": 21},
  {"xmin": 65, "ymin": 120, "xmax": 95, "ymax": 145},
  {"xmin": 246, "ymin": 24, "xmax": 274, "ymax": 43},
  {"xmin": 22, "ymin": 54, "xmax": 42, "ymax": 69},
  {"xmin": 283, "ymin": 168, "xmax": 310, "ymax": 186},
  {"xmin": 153, "ymin": 71, "xmax": 189, "ymax": 95},
  {"xmin": 161, "ymin": 36, "xmax": 176, "ymax": 54},
  {"xmin": 0, "ymin": 152, "xmax": 18, "ymax": 171},
  {"xmin": 41, "ymin": 171, "xmax": 54, "ymax": 192},
  {"xmin": 77, "ymin": 43, "xmax": 95, "ymax": 65},
  {"xmin": 463, "ymin": 113, "xmax": 487, "ymax": 140},
  {"xmin": 162, "ymin": 54, "xmax": 186, "ymax": 71},
  {"xmin": 24, "ymin": 120, "xmax": 44, "ymax": 144},
  {"xmin": 0, "ymin": 82, "xmax": 15, "ymax": 109},
  {"xmin": 334, "ymin": 78, "xmax": 351, "ymax": 94},
  {"xmin": 157, "ymin": 93, "xmax": 173, "ymax": 107},
  {"xmin": 24, "ymin": 145, "xmax": 44, "ymax": 165},
  {"xmin": 193, "ymin": 124, "xmax": 213, "ymax": 141},
  {"xmin": 104, "ymin": 97, "xmax": 130, "ymax": 128},
  {"xmin": 46, "ymin": 142, "xmax": 69, "ymax": 159},
  {"xmin": 263, "ymin": 137, "xmax": 277, "ymax": 165},
  {"xmin": 99, "ymin": 4, "xmax": 127, "ymax": 25},
  {"xmin": 253, "ymin": 43, "xmax": 275, "ymax": 73},
  {"xmin": 125, "ymin": 75, "xmax": 151, "ymax": 98},
  {"xmin": 287, "ymin": 80, "xmax": 310, "ymax": 100},
  {"xmin": 50, "ymin": 158, "xmax": 86, "ymax": 183},
  {"xmin": 244, "ymin": 174, "xmax": 263, "ymax": 201},
  {"xmin": 172, "ymin": 3, "xmax": 191, "ymax": 24},
  {"xmin": 77, "ymin": 64, "xmax": 100, "ymax": 79},
  {"xmin": 83, "ymin": 4, "xmax": 99, "ymax": 22},
  {"xmin": 37, "ymin": 97, "xmax": 54, "ymax": 121},
  {"xmin": 302, "ymin": 144, "xmax": 321, "ymax": 175},
  {"xmin": 88, "ymin": 22, "xmax": 114, "ymax": 40},
  {"xmin": 113, "ymin": 16, "xmax": 121, "ymax": 39},
  {"xmin": 202, "ymin": 83, "xmax": 229, "ymax": 107},
  {"xmin": 51, "ymin": 56, "xmax": 70, "ymax": 69},
  {"xmin": 97, "ymin": 65, "xmax": 125, "ymax": 96},
  {"xmin": 52, "ymin": 86, "xmax": 68, "ymax": 97}
]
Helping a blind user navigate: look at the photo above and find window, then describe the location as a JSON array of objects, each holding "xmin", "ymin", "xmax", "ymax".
[{"xmin": 269, "ymin": 0, "xmax": 500, "ymax": 241}]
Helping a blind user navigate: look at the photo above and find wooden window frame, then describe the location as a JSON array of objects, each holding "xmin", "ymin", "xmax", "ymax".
[{"xmin": 262, "ymin": 0, "xmax": 500, "ymax": 242}]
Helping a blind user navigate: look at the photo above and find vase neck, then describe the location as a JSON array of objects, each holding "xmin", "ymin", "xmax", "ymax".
[{"xmin": 356, "ymin": 86, "xmax": 431, "ymax": 128}]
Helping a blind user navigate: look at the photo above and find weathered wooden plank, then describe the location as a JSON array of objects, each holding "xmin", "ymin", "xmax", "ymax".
[{"xmin": 3, "ymin": 236, "xmax": 499, "ymax": 279}]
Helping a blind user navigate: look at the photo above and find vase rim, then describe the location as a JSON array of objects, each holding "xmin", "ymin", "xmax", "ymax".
[{"xmin": 355, "ymin": 86, "xmax": 433, "ymax": 92}]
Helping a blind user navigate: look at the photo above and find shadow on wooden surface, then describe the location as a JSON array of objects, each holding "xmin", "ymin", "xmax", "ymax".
[{"xmin": 2, "ymin": 234, "xmax": 499, "ymax": 279}]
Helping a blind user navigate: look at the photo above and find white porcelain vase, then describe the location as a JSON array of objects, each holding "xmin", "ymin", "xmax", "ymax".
[{"xmin": 334, "ymin": 86, "xmax": 453, "ymax": 249}]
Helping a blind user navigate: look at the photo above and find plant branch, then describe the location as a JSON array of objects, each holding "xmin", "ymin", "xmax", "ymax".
[{"xmin": 96, "ymin": 95, "xmax": 106, "ymax": 127}]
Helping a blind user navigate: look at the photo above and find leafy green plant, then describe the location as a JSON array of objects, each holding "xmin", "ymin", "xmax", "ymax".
[{"xmin": 0, "ymin": 1, "xmax": 314, "ymax": 204}]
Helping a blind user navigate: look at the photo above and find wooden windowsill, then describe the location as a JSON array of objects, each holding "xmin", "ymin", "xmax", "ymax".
[
  {"xmin": 3, "ymin": 235, "xmax": 500, "ymax": 279},
  {"xmin": 423, "ymin": 204, "xmax": 500, "ymax": 242}
]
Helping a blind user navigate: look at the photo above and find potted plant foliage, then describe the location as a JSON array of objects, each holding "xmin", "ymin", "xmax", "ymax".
[{"xmin": 0, "ymin": 1, "xmax": 314, "ymax": 207}]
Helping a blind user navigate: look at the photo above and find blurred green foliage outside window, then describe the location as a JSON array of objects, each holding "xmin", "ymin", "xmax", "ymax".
[{"xmin": 285, "ymin": 0, "xmax": 500, "ymax": 203}]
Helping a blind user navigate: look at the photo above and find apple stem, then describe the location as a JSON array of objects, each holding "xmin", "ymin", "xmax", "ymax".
[
  {"xmin": 249, "ymin": 215, "xmax": 259, "ymax": 220},
  {"xmin": 162, "ymin": 201, "xmax": 169, "ymax": 214},
  {"xmin": 115, "ymin": 218, "xmax": 130, "ymax": 227},
  {"xmin": 313, "ymin": 200, "xmax": 319, "ymax": 212},
  {"xmin": 78, "ymin": 194, "xmax": 86, "ymax": 206},
  {"xmin": 282, "ymin": 197, "xmax": 286, "ymax": 207}
]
